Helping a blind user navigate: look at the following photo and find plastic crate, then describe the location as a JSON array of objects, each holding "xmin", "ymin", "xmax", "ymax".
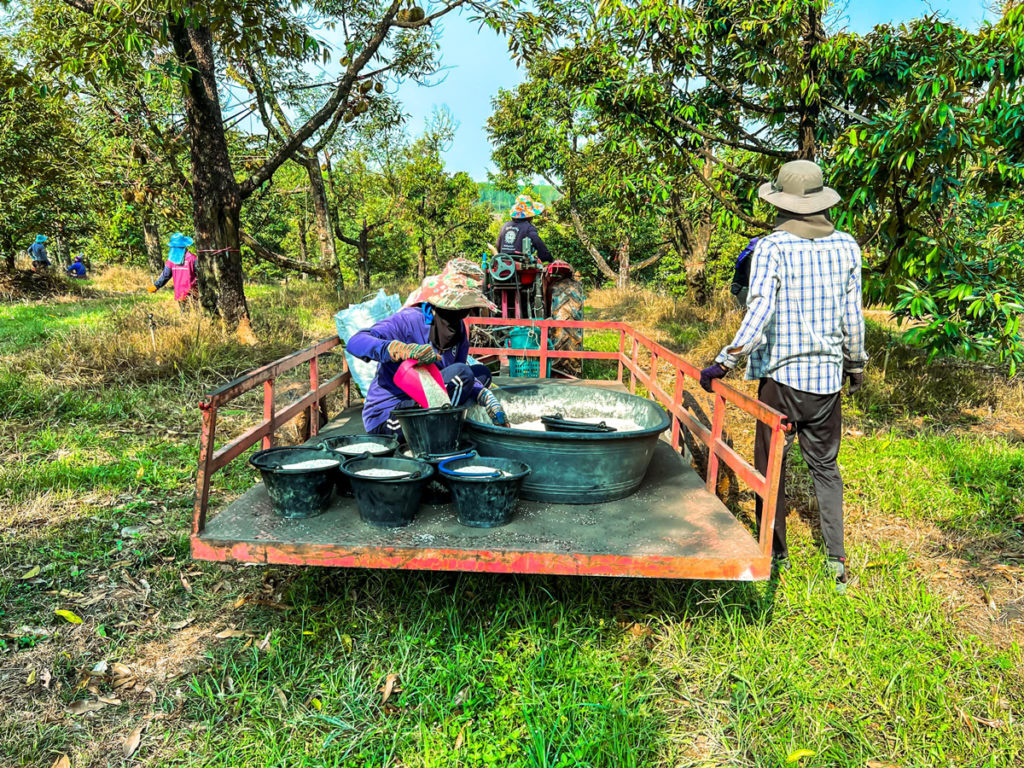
[{"xmin": 507, "ymin": 327, "xmax": 552, "ymax": 378}]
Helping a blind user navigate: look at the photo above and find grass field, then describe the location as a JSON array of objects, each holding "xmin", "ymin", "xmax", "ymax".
[{"xmin": 1, "ymin": 274, "xmax": 1022, "ymax": 767}]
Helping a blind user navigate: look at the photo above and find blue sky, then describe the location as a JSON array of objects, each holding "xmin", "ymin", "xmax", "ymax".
[{"xmin": 391, "ymin": 0, "xmax": 993, "ymax": 180}]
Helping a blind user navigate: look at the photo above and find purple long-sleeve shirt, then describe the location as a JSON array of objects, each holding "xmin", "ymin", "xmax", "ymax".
[{"xmin": 346, "ymin": 306, "xmax": 479, "ymax": 432}]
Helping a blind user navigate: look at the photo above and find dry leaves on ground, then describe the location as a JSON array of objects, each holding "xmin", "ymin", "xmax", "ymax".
[
  {"xmin": 381, "ymin": 673, "xmax": 399, "ymax": 705},
  {"xmin": 123, "ymin": 721, "xmax": 147, "ymax": 759}
]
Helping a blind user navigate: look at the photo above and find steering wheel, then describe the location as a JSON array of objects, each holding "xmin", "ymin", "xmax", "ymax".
[{"xmin": 489, "ymin": 254, "xmax": 516, "ymax": 282}]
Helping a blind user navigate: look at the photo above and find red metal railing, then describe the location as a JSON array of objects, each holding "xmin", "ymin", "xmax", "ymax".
[
  {"xmin": 193, "ymin": 318, "xmax": 787, "ymax": 559},
  {"xmin": 193, "ymin": 336, "xmax": 351, "ymax": 537}
]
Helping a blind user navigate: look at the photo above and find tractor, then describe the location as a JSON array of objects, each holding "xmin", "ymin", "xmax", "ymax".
[{"xmin": 481, "ymin": 245, "xmax": 585, "ymax": 375}]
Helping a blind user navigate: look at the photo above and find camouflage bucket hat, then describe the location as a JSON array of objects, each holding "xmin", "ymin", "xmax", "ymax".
[
  {"xmin": 405, "ymin": 258, "xmax": 489, "ymax": 308},
  {"xmin": 415, "ymin": 270, "xmax": 497, "ymax": 313}
]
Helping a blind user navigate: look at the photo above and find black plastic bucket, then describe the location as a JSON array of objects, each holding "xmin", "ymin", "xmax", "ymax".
[
  {"xmin": 392, "ymin": 403, "xmax": 469, "ymax": 457},
  {"xmin": 249, "ymin": 447, "xmax": 339, "ymax": 518},
  {"xmin": 340, "ymin": 456, "xmax": 433, "ymax": 528},
  {"xmin": 439, "ymin": 454, "xmax": 531, "ymax": 528},
  {"xmin": 318, "ymin": 434, "xmax": 399, "ymax": 496},
  {"xmin": 398, "ymin": 439, "xmax": 476, "ymax": 505}
]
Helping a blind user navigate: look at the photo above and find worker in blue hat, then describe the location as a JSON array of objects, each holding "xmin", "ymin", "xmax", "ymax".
[
  {"xmin": 28, "ymin": 235, "xmax": 50, "ymax": 271},
  {"xmin": 149, "ymin": 232, "xmax": 198, "ymax": 308}
]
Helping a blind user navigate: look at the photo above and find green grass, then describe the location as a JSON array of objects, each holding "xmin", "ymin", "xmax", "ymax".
[{"xmin": 2, "ymin": 289, "xmax": 1023, "ymax": 768}]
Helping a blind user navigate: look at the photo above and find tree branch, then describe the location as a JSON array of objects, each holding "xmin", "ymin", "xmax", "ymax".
[
  {"xmin": 683, "ymin": 155, "xmax": 773, "ymax": 229},
  {"xmin": 240, "ymin": 231, "xmax": 332, "ymax": 278},
  {"xmin": 568, "ymin": 204, "xmax": 617, "ymax": 281},
  {"xmin": 238, "ymin": 0, "xmax": 404, "ymax": 199}
]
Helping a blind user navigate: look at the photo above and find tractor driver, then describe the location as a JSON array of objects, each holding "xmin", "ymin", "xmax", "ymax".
[
  {"xmin": 496, "ymin": 194, "xmax": 552, "ymax": 263},
  {"xmin": 347, "ymin": 264, "xmax": 509, "ymax": 437}
]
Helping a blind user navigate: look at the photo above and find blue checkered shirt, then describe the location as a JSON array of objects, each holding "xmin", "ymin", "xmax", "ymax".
[{"xmin": 716, "ymin": 230, "xmax": 867, "ymax": 395}]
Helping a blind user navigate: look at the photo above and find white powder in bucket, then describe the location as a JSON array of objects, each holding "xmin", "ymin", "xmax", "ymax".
[
  {"xmin": 355, "ymin": 468, "xmax": 411, "ymax": 479},
  {"xmin": 452, "ymin": 464, "xmax": 510, "ymax": 477},
  {"xmin": 334, "ymin": 442, "xmax": 390, "ymax": 455},
  {"xmin": 280, "ymin": 459, "xmax": 339, "ymax": 470}
]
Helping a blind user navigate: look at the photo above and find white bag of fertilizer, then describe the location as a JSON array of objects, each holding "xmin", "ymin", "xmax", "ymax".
[{"xmin": 334, "ymin": 289, "xmax": 402, "ymax": 396}]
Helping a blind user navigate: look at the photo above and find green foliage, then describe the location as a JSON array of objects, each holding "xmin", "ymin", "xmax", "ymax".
[
  {"xmin": 478, "ymin": 182, "xmax": 559, "ymax": 214},
  {"xmin": 503, "ymin": 0, "xmax": 1024, "ymax": 365}
]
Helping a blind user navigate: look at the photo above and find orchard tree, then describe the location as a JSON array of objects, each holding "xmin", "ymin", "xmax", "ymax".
[
  {"xmin": 0, "ymin": 47, "xmax": 91, "ymax": 271},
  {"xmin": 508, "ymin": 0, "xmax": 1024, "ymax": 365},
  {"xmin": 488, "ymin": 53, "xmax": 673, "ymax": 287},
  {"xmin": 13, "ymin": 0, "xmax": 500, "ymax": 338},
  {"xmin": 401, "ymin": 112, "xmax": 491, "ymax": 281}
]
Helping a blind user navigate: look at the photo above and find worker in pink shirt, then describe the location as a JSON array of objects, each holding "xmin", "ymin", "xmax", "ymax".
[{"xmin": 149, "ymin": 232, "xmax": 198, "ymax": 309}]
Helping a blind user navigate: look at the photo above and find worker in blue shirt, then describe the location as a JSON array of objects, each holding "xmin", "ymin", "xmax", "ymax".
[
  {"xmin": 28, "ymin": 235, "xmax": 50, "ymax": 270},
  {"xmin": 65, "ymin": 254, "xmax": 87, "ymax": 279}
]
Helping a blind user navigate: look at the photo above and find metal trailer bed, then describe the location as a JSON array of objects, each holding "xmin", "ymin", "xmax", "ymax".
[{"xmin": 191, "ymin": 318, "xmax": 788, "ymax": 581}]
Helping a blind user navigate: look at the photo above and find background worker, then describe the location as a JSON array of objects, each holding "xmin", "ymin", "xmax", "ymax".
[
  {"xmin": 496, "ymin": 194, "xmax": 552, "ymax": 263},
  {"xmin": 348, "ymin": 266, "xmax": 508, "ymax": 436},
  {"xmin": 699, "ymin": 160, "xmax": 867, "ymax": 591},
  {"xmin": 148, "ymin": 232, "xmax": 198, "ymax": 309},
  {"xmin": 28, "ymin": 234, "xmax": 50, "ymax": 270},
  {"xmin": 65, "ymin": 254, "xmax": 87, "ymax": 279}
]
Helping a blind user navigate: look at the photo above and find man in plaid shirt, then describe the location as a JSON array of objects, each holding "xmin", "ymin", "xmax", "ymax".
[{"xmin": 701, "ymin": 160, "xmax": 867, "ymax": 591}]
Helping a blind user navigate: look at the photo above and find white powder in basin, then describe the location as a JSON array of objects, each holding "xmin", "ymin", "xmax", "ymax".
[
  {"xmin": 333, "ymin": 442, "xmax": 390, "ymax": 455},
  {"xmin": 355, "ymin": 468, "xmax": 411, "ymax": 479},
  {"xmin": 512, "ymin": 417, "xmax": 642, "ymax": 432},
  {"xmin": 279, "ymin": 459, "xmax": 339, "ymax": 470}
]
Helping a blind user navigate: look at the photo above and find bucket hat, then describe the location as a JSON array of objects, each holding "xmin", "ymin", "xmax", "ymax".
[
  {"xmin": 758, "ymin": 160, "xmax": 841, "ymax": 214},
  {"xmin": 413, "ymin": 265, "xmax": 497, "ymax": 313},
  {"xmin": 510, "ymin": 194, "xmax": 545, "ymax": 220},
  {"xmin": 34, "ymin": 234, "xmax": 48, "ymax": 244},
  {"xmin": 405, "ymin": 258, "xmax": 488, "ymax": 308},
  {"xmin": 168, "ymin": 232, "xmax": 194, "ymax": 265}
]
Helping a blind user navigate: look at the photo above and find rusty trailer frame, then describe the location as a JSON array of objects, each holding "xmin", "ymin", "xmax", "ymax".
[{"xmin": 192, "ymin": 318, "xmax": 787, "ymax": 579}]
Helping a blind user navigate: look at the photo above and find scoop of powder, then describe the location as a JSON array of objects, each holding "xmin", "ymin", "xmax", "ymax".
[{"xmin": 279, "ymin": 459, "xmax": 339, "ymax": 470}]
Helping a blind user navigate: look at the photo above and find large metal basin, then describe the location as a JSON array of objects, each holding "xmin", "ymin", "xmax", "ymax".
[{"xmin": 465, "ymin": 384, "xmax": 670, "ymax": 503}]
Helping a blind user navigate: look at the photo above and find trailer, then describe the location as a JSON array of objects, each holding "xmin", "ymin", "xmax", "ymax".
[{"xmin": 191, "ymin": 318, "xmax": 788, "ymax": 581}]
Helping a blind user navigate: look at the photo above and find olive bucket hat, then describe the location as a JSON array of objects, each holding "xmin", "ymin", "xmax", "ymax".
[{"xmin": 758, "ymin": 160, "xmax": 841, "ymax": 214}]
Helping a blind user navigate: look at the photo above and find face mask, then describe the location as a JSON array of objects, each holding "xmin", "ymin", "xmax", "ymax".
[{"xmin": 429, "ymin": 306, "xmax": 469, "ymax": 351}]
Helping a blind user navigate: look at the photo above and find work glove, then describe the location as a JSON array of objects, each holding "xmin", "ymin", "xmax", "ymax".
[
  {"xmin": 147, "ymin": 285, "xmax": 157, "ymax": 293},
  {"xmin": 845, "ymin": 368, "xmax": 865, "ymax": 394},
  {"xmin": 477, "ymin": 388, "xmax": 508, "ymax": 427},
  {"xmin": 386, "ymin": 341, "xmax": 437, "ymax": 364},
  {"xmin": 699, "ymin": 363, "xmax": 729, "ymax": 393}
]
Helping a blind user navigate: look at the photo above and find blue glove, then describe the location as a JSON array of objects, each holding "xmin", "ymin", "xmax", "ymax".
[
  {"xmin": 477, "ymin": 388, "xmax": 508, "ymax": 427},
  {"xmin": 699, "ymin": 363, "xmax": 729, "ymax": 393}
]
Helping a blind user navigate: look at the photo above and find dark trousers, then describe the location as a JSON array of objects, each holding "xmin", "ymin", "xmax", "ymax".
[
  {"xmin": 373, "ymin": 363, "xmax": 492, "ymax": 437},
  {"xmin": 754, "ymin": 378, "xmax": 845, "ymax": 560}
]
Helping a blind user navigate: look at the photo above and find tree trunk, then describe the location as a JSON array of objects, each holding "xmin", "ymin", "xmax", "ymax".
[
  {"xmin": 297, "ymin": 214, "xmax": 309, "ymax": 263},
  {"xmin": 798, "ymin": 7, "xmax": 822, "ymax": 160},
  {"xmin": 2, "ymin": 234, "xmax": 14, "ymax": 272},
  {"xmin": 357, "ymin": 227, "xmax": 371, "ymax": 291},
  {"xmin": 616, "ymin": 236, "xmax": 631, "ymax": 288},
  {"xmin": 54, "ymin": 220, "xmax": 71, "ymax": 267},
  {"xmin": 169, "ymin": 18, "xmax": 251, "ymax": 336},
  {"xmin": 302, "ymin": 153, "xmax": 339, "ymax": 279},
  {"xmin": 417, "ymin": 236, "xmax": 428, "ymax": 282},
  {"xmin": 141, "ymin": 209, "xmax": 163, "ymax": 272}
]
